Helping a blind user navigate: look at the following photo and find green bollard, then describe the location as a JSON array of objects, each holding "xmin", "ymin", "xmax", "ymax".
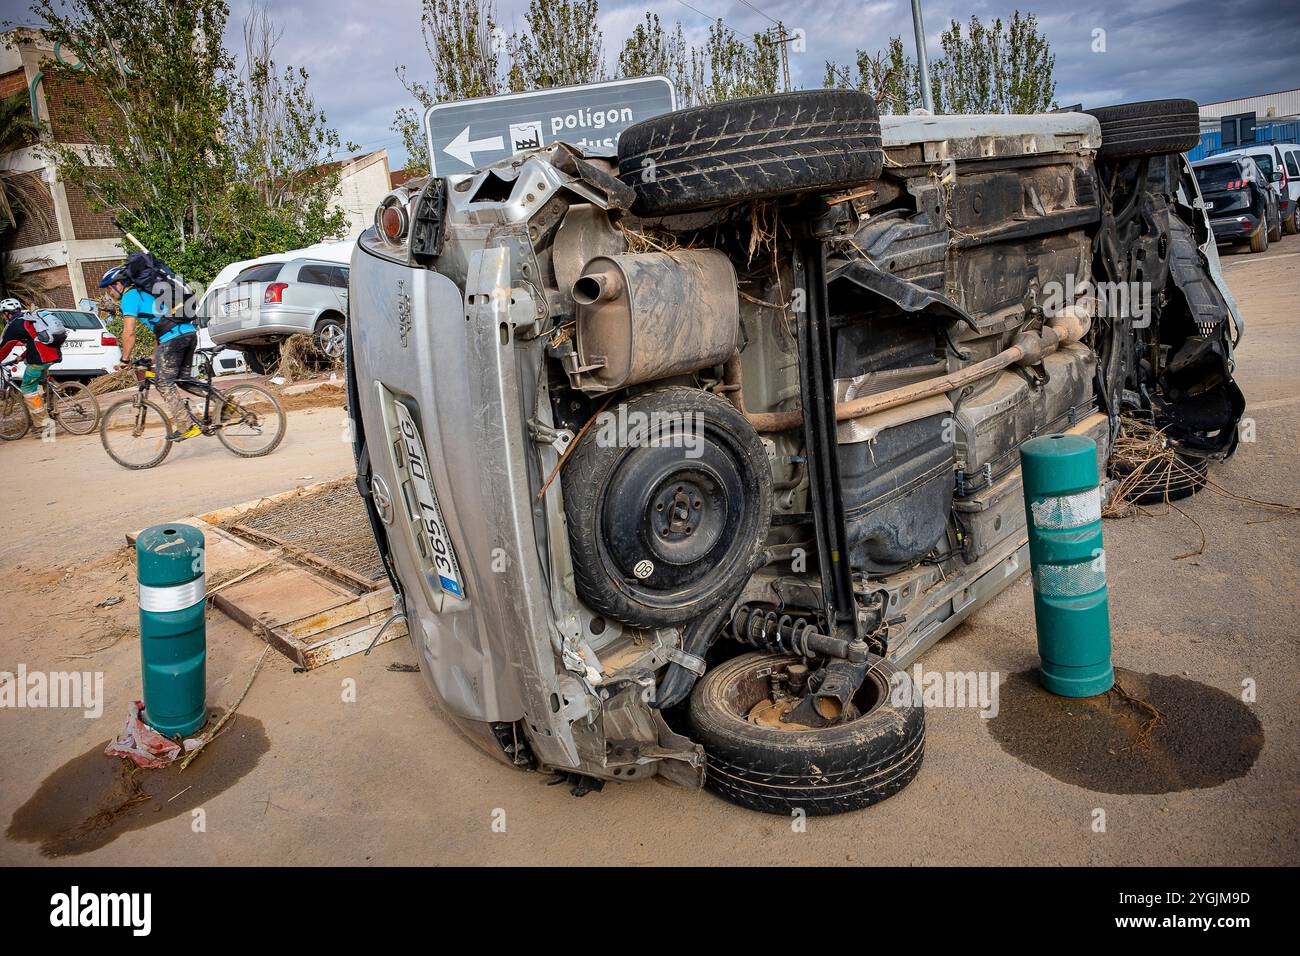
[
  {"xmin": 1019, "ymin": 434, "xmax": 1114, "ymax": 698},
  {"xmin": 136, "ymin": 523, "xmax": 207, "ymax": 737}
]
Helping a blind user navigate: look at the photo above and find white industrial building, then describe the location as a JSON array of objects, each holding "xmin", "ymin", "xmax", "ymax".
[{"xmin": 1200, "ymin": 89, "xmax": 1300, "ymax": 124}]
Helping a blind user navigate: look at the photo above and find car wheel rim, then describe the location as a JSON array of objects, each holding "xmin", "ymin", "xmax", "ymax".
[{"xmin": 319, "ymin": 324, "xmax": 344, "ymax": 357}]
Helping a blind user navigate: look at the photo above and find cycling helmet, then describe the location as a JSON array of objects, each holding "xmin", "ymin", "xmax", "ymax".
[
  {"xmin": 0, "ymin": 297, "xmax": 22, "ymax": 313},
  {"xmin": 97, "ymin": 265, "xmax": 127, "ymax": 288}
]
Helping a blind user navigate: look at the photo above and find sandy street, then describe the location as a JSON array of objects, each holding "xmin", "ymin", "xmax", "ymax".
[{"xmin": 1, "ymin": 238, "xmax": 1297, "ymax": 866}]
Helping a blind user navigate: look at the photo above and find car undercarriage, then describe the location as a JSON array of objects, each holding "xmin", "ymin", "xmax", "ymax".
[{"xmin": 347, "ymin": 93, "xmax": 1243, "ymax": 814}]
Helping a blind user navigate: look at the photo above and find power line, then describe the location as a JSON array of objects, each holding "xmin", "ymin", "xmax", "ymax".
[
  {"xmin": 673, "ymin": 0, "xmax": 714, "ymax": 22},
  {"xmin": 736, "ymin": 0, "xmax": 780, "ymax": 27}
]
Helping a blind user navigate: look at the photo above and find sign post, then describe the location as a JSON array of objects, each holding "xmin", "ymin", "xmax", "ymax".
[{"xmin": 423, "ymin": 76, "xmax": 676, "ymax": 176}]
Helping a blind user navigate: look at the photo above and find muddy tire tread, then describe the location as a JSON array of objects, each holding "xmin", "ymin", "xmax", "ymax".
[
  {"xmin": 1086, "ymin": 99, "xmax": 1201, "ymax": 161},
  {"xmin": 689, "ymin": 652, "xmax": 925, "ymax": 816},
  {"xmin": 618, "ymin": 91, "xmax": 884, "ymax": 216}
]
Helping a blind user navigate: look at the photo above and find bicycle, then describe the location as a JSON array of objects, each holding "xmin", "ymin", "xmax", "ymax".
[
  {"xmin": 0, "ymin": 361, "xmax": 101, "ymax": 440},
  {"xmin": 99, "ymin": 348, "xmax": 286, "ymax": 469}
]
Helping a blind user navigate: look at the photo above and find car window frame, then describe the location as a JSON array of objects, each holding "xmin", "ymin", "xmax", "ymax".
[{"xmin": 232, "ymin": 262, "xmax": 284, "ymax": 284}]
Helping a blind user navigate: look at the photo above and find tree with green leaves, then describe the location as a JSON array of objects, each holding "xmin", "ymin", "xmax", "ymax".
[
  {"xmin": 823, "ymin": 36, "xmax": 920, "ymax": 115},
  {"xmin": 692, "ymin": 19, "xmax": 779, "ymax": 106},
  {"xmin": 224, "ymin": 3, "xmax": 353, "ymax": 258},
  {"xmin": 29, "ymin": 0, "xmax": 350, "ymax": 283},
  {"xmin": 826, "ymin": 11, "xmax": 1055, "ymax": 116},
  {"xmin": 0, "ymin": 90, "xmax": 49, "ymax": 239},
  {"xmin": 931, "ymin": 12, "xmax": 1056, "ymax": 114},
  {"xmin": 507, "ymin": 0, "xmax": 605, "ymax": 92},
  {"xmin": 392, "ymin": 0, "xmax": 507, "ymax": 175},
  {"xmin": 617, "ymin": 13, "xmax": 694, "ymax": 106}
]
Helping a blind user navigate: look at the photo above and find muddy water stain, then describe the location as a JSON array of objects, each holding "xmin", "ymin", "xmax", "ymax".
[
  {"xmin": 986, "ymin": 668, "xmax": 1262, "ymax": 794},
  {"xmin": 7, "ymin": 714, "xmax": 269, "ymax": 857}
]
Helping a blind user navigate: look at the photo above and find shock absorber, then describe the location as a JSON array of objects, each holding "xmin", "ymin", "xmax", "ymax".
[{"xmin": 729, "ymin": 605, "xmax": 857, "ymax": 660}]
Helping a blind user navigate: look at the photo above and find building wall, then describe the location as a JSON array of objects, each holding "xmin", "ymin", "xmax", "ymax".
[
  {"xmin": 0, "ymin": 67, "xmax": 26, "ymax": 99},
  {"xmin": 1200, "ymin": 90, "xmax": 1300, "ymax": 122},
  {"xmin": 64, "ymin": 177, "xmax": 120, "ymax": 240},
  {"xmin": 80, "ymin": 256, "xmax": 122, "ymax": 298},
  {"xmin": 25, "ymin": 264, "xmax": 74, "ymax": 308},
  {"xmin": 0, "ymin": 29, "xmax": 126, "ymax": 309},
  {"xmin": 4, "ymin": 170, "xmax": 59, "ymax": 248},
  {"xmin": 332, "ymin": 152, "xmax": 390, "ymax": 241}
]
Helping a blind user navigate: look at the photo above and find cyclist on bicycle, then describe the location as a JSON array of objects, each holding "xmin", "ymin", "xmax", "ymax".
[
  {"xmin": 0, "ymin": 297, "xmax": 61, "ymax": 430},
  {"xmin": 99, "ymin": 265, "xmax": 201, "ymax": 442}
]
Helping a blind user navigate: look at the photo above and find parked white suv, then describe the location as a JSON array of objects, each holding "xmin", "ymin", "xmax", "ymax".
[
  {"xmin": 205, "ymin": 257, "xmax": 350, "ymax": 371},
  {"xmin": 1214, "ymin": 143, "xmax": 1298, "ymax": 234}
]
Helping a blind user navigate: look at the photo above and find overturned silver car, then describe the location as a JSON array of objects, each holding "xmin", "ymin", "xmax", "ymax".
[{"xmin": 346, "ymin": 92, "xmax": 1243, "ymax": 814}]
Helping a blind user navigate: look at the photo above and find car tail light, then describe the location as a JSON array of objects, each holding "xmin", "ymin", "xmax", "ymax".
[
  {"xmin": 375, "ymin": 192, "xmax": 410, "ymax": 244},
  {"xmin": 264, "ymin": 282, "xmax": 287, "ymax": 304},
  {"xmin": 101, "ymin": 332, "xmax": 117, "ymax": 346},
  {"xmin": 1227, "ymin": 179, "xmax": 1245, "ymax": 189}
]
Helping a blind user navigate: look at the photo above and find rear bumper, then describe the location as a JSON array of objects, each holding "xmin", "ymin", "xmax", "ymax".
[
  {"xmin": 208, "ymin": 305, "xmax": 316, "ymax": 345},
  {"xmin": 347, "ymin": 242, "xmax": 584, "ymax": 770},
  {"xmin": 1209, "ymin": 213, "xmax": 1260, "ymax": 240}
]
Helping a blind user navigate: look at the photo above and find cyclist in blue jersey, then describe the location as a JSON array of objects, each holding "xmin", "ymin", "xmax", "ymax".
[{"xmin": 99, "ymin": 265, "xmax": 201, "ymax": 441}]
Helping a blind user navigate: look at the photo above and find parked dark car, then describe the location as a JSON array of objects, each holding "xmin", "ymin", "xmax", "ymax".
[
  {"xmin": 1213, "ymin": 144, "xmax": 1297, "ymax": 235},
  {"xmin": 1193, "ymin": 155, "xmax": 1280, "ymax": 252}
]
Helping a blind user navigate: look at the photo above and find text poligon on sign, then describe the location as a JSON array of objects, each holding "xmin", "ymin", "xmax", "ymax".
[{"xmin": 423, "ymin": 76, "xmax": 677, "ymax": 176}]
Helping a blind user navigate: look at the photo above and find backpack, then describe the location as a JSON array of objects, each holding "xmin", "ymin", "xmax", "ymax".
[
  {"xmin": 122, "ymin": 251, "xmax": 198, "ymax": 321},
  {"xmin": 30, "ymin": 310, "xmax": 68, "ymax": 349}
]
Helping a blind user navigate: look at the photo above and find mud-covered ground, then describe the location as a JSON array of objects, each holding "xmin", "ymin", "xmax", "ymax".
[{"xmin": 1, "ymin": 237, "xmax": 1296, "ymax": 866}]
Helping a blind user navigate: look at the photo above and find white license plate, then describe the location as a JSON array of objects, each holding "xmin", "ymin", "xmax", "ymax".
[
  {"xmin": 1205, "ymin": 200, "xmax": 1214, "ymax": 210},
  {"xmin": 224, "ymin": 297, "xmax": 250, "ymax": 315},
  {"xmin": 62, "ymin": 340, "xmax": 86, "ymax": 349},
  {"xmin": 392, "ymin": 400, "xmax": 465, "ymax": 599}
]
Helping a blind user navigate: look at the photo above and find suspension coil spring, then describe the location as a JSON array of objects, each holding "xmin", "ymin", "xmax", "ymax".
[{"xmin": 730, "ymin": 605, "xmax": 820, "ymax": 657}]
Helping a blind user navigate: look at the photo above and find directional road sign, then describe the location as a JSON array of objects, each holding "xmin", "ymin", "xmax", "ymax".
[{"xmin": 423, "ymin": 76, "xmax": 676, "ymax": 176}]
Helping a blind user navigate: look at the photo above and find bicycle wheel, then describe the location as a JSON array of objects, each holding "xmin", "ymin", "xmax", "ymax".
[
  {"xmin": 0, "ymin": 387, "xmax": 32, "ymax": 441},
  {"xmin": 100, "ymin": 396, "xmax": 173, "ymax": 469},
  {"xmin": 216, "ymin": 383, "xmax": 286, "ymax": 458},
  {"xmin": 49, "ymin": 381, "xmax": 100, "ymax": 435}
]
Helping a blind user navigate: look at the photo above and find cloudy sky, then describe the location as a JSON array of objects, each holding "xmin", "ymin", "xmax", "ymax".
[{"xmin": 7, "ymin": 0, "xmax": 1299, "ymax": 168}]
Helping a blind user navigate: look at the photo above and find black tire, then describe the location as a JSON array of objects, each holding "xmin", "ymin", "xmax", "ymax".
[
  {"xmin": 0, "ymin": 387, "xmax": 31, "ymax": 440},
  {"xmin": 1285, "ymin": 205, "xmax": 1299, "ymax": 236},
  {"xmin": 1268, "ymin": 209, "xmax": 1283, "ymax": 242},
  {"xmin": 1249, "ymin": 218, "xmax": 1269, "ymax": 253},
  {"xmin": 689, "ymin": 652, "xmax": 925, "ymax": 816},
  {"xmin": 216, "ymin": 383, "xmax": 286, "ymax": 458},
  {"xmin": 49, "ymin": 380, "xmax": 100, "ymax": 435},
  {"xmin": 1116, "ymin": 453, "xmax": 1209, "ymax": 505},
  {"xmin": 313, "ymin": 315, "xmax": 346, "ymax": 362},
  {"xmin": 617, "ymin": 90, "xmax": 884, "ymax": 217},
  {"xmin": 99, "ymin": 397, "xmax": 173, "ymax": 469},
  {"xmin": 1085, "ymin": 99, "xmax": 1201, "ymax": 161},
  {"xmin": 564, "ymin": 386, "xmax": 771, "ymax": 628}
]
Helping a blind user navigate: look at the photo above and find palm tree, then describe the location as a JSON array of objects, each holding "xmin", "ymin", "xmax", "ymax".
[
  {"xmin": 0, "ymin": 252, "xmax": 55, "ymax": 307},
  {"xmin": 0, "ymin": 89, "xmax": 50, "ymax": 237}
]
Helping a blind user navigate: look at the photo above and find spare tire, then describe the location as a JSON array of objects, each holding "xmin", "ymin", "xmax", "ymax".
[
  {"xmin": 690, "ymin": 652, "xmax": 924, "ymax": 815},
  {"xmin": 564, "ymin": 387, "xmax": 772, "ymax": 628},
  {"xmin": 1086, "ymin": 99, "xmax": 1201, "ymax": 161},
  {"xmin": 1114, "ymin": 452, "xmax": 1209, "ymax": 506},
  {"xmin": 617, "ymin": 90, "xmax": 883, "ymax": 216}
]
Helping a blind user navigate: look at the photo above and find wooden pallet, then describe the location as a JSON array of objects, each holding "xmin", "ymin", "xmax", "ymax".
[{"xmin": 128, "ymin": 491, "xmax": 404, "ymax": 669}]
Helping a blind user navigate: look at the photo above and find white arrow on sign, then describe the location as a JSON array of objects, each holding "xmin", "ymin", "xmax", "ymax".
[{"xmin": 444, "ymin": 125, "xmax": 505, "ymax": 167}]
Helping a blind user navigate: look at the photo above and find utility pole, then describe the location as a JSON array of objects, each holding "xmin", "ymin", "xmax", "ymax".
[
  {"xmin": 768, "ymin": 24, "xmax": 794, "ymax": 93},
  {"xmin": 911, "ymin": 0, "xmax": 935, "ymax": 113}
]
